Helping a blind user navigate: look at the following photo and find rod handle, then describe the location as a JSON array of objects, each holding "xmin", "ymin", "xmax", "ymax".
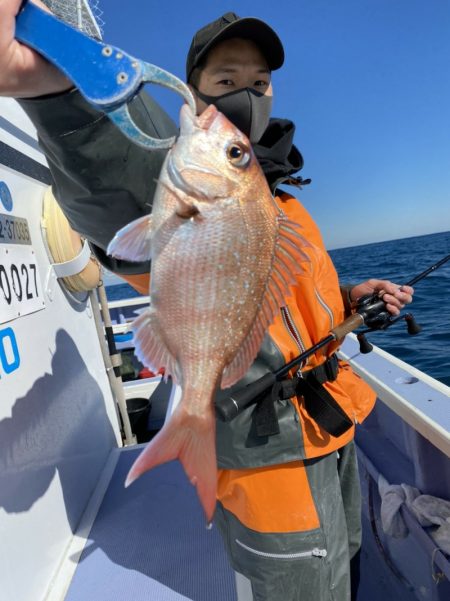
[
  {"xmin": 331, "ymin": 313, "xmax": 364, "ymax": 341},
  {"xmin": 216, "ymin": 372, "xmax": 277, "ymax": 422}
]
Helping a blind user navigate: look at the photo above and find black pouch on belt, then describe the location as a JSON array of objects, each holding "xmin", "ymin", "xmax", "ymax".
[{"xmin": 296, "ymin": 355, "xmax": 353, "ymax": 437}]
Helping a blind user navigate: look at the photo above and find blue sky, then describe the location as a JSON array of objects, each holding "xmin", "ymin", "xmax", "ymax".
[{"xmin": 99, "ymin": 0, "xmax": 450, "ymax": 249}]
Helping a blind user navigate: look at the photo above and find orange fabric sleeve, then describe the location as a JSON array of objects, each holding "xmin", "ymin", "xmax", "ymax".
[{"xmin": 116, "ymin": 272, "xmax": 150, "ymax": 295}]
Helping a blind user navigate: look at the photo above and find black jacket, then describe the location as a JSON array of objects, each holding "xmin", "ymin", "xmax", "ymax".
[
  {"xmin": 18, "ymin": 89, "xmax": 175, "ymax": 274},
  {"xmin": 18, "ymin": 90, "xmax": 308, "ymax": 274}
]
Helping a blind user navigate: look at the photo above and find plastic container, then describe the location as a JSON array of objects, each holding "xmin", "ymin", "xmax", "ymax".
[{"xmin": 126, "ymin": 397, "xmax": 151, "ymax": 443}]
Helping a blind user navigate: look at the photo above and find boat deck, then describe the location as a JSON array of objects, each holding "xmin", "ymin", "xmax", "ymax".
[{"xmin": 62, "ymin": 448, "xmax": 238, "ymax": 601}]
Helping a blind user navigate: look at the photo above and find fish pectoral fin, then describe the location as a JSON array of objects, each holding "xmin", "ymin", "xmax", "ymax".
[
  {"xmin": 107, "ymin": 214, "xmax": 153, "ymax": 262},
  {"xmin": 132, "ymin": 308, "xmax": 179, "ymax": 383},
  {"xmin": 125, "ymin": 403, "xmax": 218, "ymax": 523}
]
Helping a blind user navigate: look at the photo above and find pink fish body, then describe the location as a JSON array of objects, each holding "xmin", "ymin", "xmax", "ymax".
[{"xmin": 108, "ymin": 104, "xmax": 308, "ymax": 522}]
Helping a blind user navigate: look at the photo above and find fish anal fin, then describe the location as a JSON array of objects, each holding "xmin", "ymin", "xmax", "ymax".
[
  {"xmin": 107, "ymin": 214, "xmax": 153, "ymax": 262},
  {"xmin": 132, "ymin": 308, "xmax": 179, "ymax": 383},
  {"xmin": 125, "ymin": 403, "xmax": 217, "ymax": 523}
]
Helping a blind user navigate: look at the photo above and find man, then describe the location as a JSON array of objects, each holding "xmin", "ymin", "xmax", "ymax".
[
  {"xmin": 181, "ymin": 14, "xmax": 413, "ymax": 600},
  {"xmin": 0, "ymin": 2, "xmax": 413, "ymax": 599}
]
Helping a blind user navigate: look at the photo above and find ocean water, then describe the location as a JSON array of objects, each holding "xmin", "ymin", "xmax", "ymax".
[
  {"xmin": 329, "ymin": 230, "xmax": 450, "ymax": 386},
  {"xmin": 106, "ymin": 230, "xmax": 450, "ymax": 387}
]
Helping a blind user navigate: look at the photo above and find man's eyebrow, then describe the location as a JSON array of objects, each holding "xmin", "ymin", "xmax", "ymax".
[
  {"xmin": 210, "ymin": 66, "xmax": 238, "ymax": 74},
  {"xmin": 209, "ymin": 65, "xmax": 271, "ymax": 75}
]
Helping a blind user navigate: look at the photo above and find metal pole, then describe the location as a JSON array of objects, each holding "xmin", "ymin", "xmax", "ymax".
[{"xmin": 89, "ymin": 286, "xmax": 135, "ymax": 446}]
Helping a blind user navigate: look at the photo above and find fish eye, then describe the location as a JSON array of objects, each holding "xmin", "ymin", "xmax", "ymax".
[{"xmin": 226, "ymin": 142, "xmax": 251, "ymax": 168}]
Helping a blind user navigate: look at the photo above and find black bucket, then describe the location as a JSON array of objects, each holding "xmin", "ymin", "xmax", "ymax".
[{"xmin": 126, "ymin": 397, "xmax": 151, "ymax": 443}]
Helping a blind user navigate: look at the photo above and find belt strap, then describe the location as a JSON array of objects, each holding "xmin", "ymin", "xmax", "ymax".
[
  {"xmin": 306, "ymin": 353, "xmax": 339, "ymax": 384},
  {"xmin": 251, "ymin": 355, "xmax": 353, "ymax": 439},
  {"xmin": 276, "ymin": 354, "xmax": 339, "ymax": 399}
]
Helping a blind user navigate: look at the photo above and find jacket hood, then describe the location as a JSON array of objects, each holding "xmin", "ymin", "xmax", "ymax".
[{"xmin": 253, "ymin": 118, "xmax": 311, "ymax": 192}]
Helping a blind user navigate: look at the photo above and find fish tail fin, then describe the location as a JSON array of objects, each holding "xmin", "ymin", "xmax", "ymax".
[{"xmin": 125, "ymin": 402, "xmax": 217, "ymax": 523}]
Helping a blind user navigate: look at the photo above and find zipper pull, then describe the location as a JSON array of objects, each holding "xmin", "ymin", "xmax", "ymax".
[{"xmin": 312, "ymin": 548, "xmax": 328, "ymax": 558}]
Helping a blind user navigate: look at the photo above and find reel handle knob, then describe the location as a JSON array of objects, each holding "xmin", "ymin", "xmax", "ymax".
[
  {"xmin": 405, "ymin": 313, "xmax": 422, "ymax": 335},
  {"xmin": 357, "ymin": 333, "xmax": 373, "ymax": 354}
]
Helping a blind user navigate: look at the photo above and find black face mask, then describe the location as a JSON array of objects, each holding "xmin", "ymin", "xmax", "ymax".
[{"xmin": 194, "ymin": 87, "xmax": 272, "ymax": 144}]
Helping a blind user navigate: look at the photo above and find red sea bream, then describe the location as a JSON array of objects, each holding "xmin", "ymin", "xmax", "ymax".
[{"xmin": 107, "ymin": 104, "xmax": 309, "ymax": 522}]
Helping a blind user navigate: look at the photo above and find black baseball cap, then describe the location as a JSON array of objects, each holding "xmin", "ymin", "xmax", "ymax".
[{"xmin": 186, "ymin": 12, "xmax": 285, "ymax": 81}]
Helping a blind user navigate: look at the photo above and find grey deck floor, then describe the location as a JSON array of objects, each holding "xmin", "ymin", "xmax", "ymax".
[{"xmin": 64, "ymin": 449, "xmax": 237, "ymax": 601}]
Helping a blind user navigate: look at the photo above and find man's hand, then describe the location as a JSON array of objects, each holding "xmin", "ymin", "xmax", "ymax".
[
  {"xmin": 350, "ymin": 279, "xmax": 414, "ymax": 316},
  {"xmin": 0, "ymin": 0, "xmax": 72, "ymax": 98}
]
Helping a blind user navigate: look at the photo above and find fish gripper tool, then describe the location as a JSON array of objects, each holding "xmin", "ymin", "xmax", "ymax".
[{"xmin": 15, "ymin": 0, "xmax": 196, "ymax": 148}]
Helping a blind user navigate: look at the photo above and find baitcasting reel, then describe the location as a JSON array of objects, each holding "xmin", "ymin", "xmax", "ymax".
[{"xmin": 353, "ymin": 293, "xmax": 422, "ymax": 354}]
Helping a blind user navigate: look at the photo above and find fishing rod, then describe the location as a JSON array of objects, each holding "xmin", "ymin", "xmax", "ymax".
[{"xmin": 216, "ymin": 253, "xmax": 450, "ymax": 422}]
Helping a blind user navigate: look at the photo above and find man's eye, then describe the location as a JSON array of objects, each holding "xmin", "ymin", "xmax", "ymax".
[
  {"xmin": 254, "ymin": 80, "xmax": 268, "ymax": 87},
  {"xmin": 217, "ymin": 79, "xmax": 234, "ymax": 86}
]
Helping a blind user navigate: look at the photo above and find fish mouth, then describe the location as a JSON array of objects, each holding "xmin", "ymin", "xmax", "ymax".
[{"xmin": 167, "ymin": 154, "xmax": 225, "ymax": 200}]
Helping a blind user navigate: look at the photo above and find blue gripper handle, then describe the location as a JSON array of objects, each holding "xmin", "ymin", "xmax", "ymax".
[{"xmin": 15, "ymin": 1, "xmax": 144, "ymax": 109}]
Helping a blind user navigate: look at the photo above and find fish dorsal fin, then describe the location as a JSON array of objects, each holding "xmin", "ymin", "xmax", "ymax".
[
  {"xmin": 132, "ymin": 308, "xmax": 180, "ymax": 384},
  {"xmin": 221, "ymin": 215, "xmax": 310, "ymax": 389},
  {"xmin": 107, "ymin": 214, "xmax": 153, "ymax": 262}
]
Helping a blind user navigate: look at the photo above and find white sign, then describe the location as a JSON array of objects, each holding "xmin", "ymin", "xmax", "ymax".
[
  {"xmin": 0, "ymin": 212, "xmax": 31, "ymax": 245},
  {"xmin": 0, "ymin": 245, "xmax": 45, "ymax": 324}
]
